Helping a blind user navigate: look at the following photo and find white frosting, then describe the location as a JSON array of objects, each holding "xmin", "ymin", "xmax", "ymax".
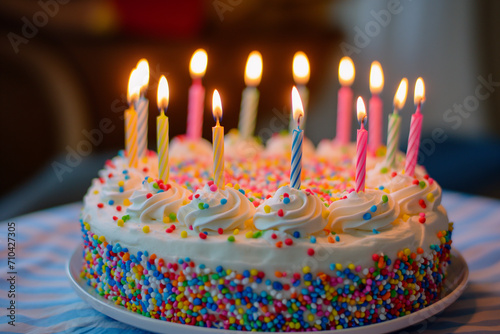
[
  {"xmin": 126, "ymin": 178, "xmax": 191, "ymax": 223},
  {"xmin": 264, "ymin": 133, "xmax": 315, "ymax": 158},
  {"xmin": 170, "ymin": 135, "xmax": 212, "ymax": 160},
  {"xmin": 81, "ymin": 150, "xmax": 450, "ymax": 292},
  {"xmin": 224, "ymin": 130, "xmax": 264, "ymax": 158},
  {"xmin": 366, "ymin": 158, "xmax": 427, "ymax": 189},
  {"xmin": 328, "ymin": 189, "xmax": 400, "ymax": 232},
  {"xmin": 385, "ymin": 174, "xmax": 442, "ymax": 215},
  {"xmin": 253, "ymin": 186, "xmax": 328, "ymax": 235},
  {"xmin": 178, "ymin": 184, "xmax": 255, "ymax": 233},
  {"xmin": 97, "ymin": 167, "xmax": 144, "ymax": 202}
]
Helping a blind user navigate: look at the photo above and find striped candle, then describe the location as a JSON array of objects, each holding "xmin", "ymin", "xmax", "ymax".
[
  {"xmin": 157, "ymin": 76, "xmax": 169, "ymax": 182},
  {"xmin": 385, "ymin": 113, "xmax": 401, "ymax": 168},
  {"xmin": 291, "ymin": 127, "xmax": 303, "ymax": 189},
  {"xmin": 355, "ymin": 97, "xmax": 367, "ymax": 193},
  {"xmin": 212, "ymin": 90, "xmax": 225, "ymax": 189},
  {"xmin": 136, "ymin": 59, "xmax": 150, "ymax": 159},
  {"xmin": 405, "ymin": 106, "xmax": 423, "ymax": 176},
  {"xmin": 136, "ymin": 97, "xmax": 149, "ymax": 158},
  {"xmin": 385, "ymin": 78, "xmax": 408, "ymax": 167},
  {"xmin": 405, "ymin": 78, "xmax": 425, "ymax": 177},
  {"xmin": 125, "ymin": 108, "xmax": 138, "ymax": 168},
  {"xmin": 290, "ymin": 87, "xmax": 304, "ymax": 189},
  {"xmin": 125, "ymin": 68, "xmax": 140, "ymax": 168}
]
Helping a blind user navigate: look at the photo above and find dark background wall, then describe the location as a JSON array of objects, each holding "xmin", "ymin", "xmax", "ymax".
[{"xmin": 1, "ymin": 0, "xmax": 499, "ymax": 220}]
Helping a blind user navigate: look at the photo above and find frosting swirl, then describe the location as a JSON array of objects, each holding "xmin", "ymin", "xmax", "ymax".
[
  {"xmin": 328, "ymin": 189, "xmax": 399, "ymax": 232},
  {"xmin": 126, "ymin": 178, "xmax": 191, "ymax": 223},
  {"xmin": 253, "ymin": 186, "xmax": 328, "ymax": 235},
  {"xmin": 178, "ymin": 184, "xmax": 255, "ymax": 233},
  {"xmin": 366, "ymin": 159, "xmax": 427, "ymax": 189},
  {"xmin": 98, "ymin": 167, "xmax": 143, "ymax": 202},
  {"xmin": 384, "ymin": 174, "xmax": 442, "ymax": 215}
]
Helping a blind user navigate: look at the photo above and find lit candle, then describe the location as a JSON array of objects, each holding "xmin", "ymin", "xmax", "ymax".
[
  {"xmin": 125, "ymin": 69, "xmax": 140, "ymax": 168},
  {"xmin": 355, "ymin": 97, "xmax": 368, "ymax": 193},
  {"xmin": 368, "ymin": 61, "xmax": 384, "ymax": 154},
  {"xmin": 238, "ymin": 51, "xmax": 263, "ymax": 139},
  {"xmin": 385, "ymin": 78, "xmax": 408, "ymax": 167},
  {"xmin": 212, "ymin": 90, "xmax": 225, "ymax": 189},
  {"xmin": 290, "ymin": 86, "xmax": 304, "ymax": 190},
  {"xmin": 157, "ymin": 76, "xmax": 170, "ymax": 182},
  {"xmin": 135, "ymin": 59, "xmax": 150, "ymax": 159},
  {"xmin": 405, "ymin": 78, "xmax": 425, "ymax": 177},
  {"xmin": 336, "ymin": 57, "xmax": 355, "ymax": 145},
  {"xmin": 290, "ymin": 52, "xmax": 310, "ymax": 131},
  {"xmin": 187, "ymin": 49, "xmax": 208, "ymax": 140}
]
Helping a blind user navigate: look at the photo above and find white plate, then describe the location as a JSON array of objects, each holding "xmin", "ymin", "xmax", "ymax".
[{"xmin": 67, "ymin": 245, "xmax": 468, "ymax": 334}]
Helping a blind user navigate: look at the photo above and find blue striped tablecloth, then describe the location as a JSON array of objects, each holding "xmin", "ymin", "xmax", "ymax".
[{"xmin": 1, "ymin": 191, "xmax": 499, "ymax": 333}]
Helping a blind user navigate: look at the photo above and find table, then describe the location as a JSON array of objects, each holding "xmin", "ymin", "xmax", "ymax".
[{"xmin": 1, "ymin": 191, "xmax": 499, "ymax": 333}]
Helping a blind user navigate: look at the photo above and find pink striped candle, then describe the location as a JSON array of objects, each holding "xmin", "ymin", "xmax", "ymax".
[
  {"xmin": 187, "ymin": 49, "xmax": 207, "ymax": 139},
  {"xmin": 355, "ymin": 97, "xmax": 367, "ymax": 193},
  {"xmin": 336, "ymin": 57, "xmax": 355, "ymax": 145},
  {"xmin": 368, "ymin": 61, "xmax": 384, "ymax": 153},
  {"xmin": 405, "ymin": 78, "xmax": 425, "ymax": 177},
  {"xmin": 136, "ymin": 59, "xmax": 150, "ymax": 159}
]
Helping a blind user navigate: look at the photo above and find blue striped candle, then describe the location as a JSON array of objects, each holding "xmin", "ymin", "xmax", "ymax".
[
  {"xmin": 290, "ymin": 86, "xmax": 304, "ymax": 190},
  {"xmin": 290, "ymin": 127, "xmax": 303, "ymax": 189}
]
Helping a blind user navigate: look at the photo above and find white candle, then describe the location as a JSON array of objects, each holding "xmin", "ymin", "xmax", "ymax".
[{"xmin": 238, "ymin": 51, "xmax": 262, "ymax": 139}]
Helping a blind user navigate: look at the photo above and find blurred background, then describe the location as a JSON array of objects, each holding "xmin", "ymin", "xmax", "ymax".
[{"xmin": 1, "ymin": 0, "xmax": 500, "ymax": 220}]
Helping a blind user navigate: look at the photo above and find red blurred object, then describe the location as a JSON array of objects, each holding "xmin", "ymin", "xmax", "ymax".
[{"xmin": 112, "ymin": 0, "xmax": 205, "ymax": 38}]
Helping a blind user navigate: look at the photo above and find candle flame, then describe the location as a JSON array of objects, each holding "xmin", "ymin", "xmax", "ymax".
[
  {"xmin": 338, "ymin": 57, "xmax": 355, "ymax": 86},
  {"xmin": 127, "ymin": 69, "xmax": 141, "ymax": 104},
  {"xmin": 244, "ymin": 51, "xmax": 263, "ymax": 86},
  {"xmin": 414, "ymin": 77, "xmax": 425, "ymax": 104},
  {"xmin": 157, "ymin": 75, "xmax": 169, "ymax": 111},
  {"xmin": 293, "ymin": 51, "xmax": 310, "ymax": 85},
  {"xmin": 212, "ymin": 89, "xmax": 223, "ymax": 123},
  {"xmin": 394, "ymin": 78, "xmax": 408, "ymax": 110},
  {"xmin": 369, "ymin": 61, "xmax": 384, "ymax": 94},
  {"xmin": 136, "ymin": 59, "xmax": 150, "ymax": 93},
  {"xmin": 190, "ymin": 49, "xmax": 208, "ymax": 78},
  {"xmin": 356, "ymin": 96, "xmax": 367, "ymax": 125},
  {"xmin": 291, "ymin": 86, "xmax": 304, "ymax": 125}
]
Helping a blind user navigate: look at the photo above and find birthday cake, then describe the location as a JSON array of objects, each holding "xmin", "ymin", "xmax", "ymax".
[
  {"xmin": 79, "ymin": 56, "xmax": 452, "ymax": 332},
  {"xmin": 80, "ymin": 142, "xmax": 452, "ymax": 332}
]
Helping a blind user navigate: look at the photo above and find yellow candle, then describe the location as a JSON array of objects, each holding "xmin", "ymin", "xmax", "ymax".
[
  {"xmin": 212, "ymin": 90, "xmax": 225, "ymax": 189},
  {"xmin": 157, "ymin": 76, "xmax": 169, "ymax": 182},
  {"xmin": 125, "ymin": 69, "xmax": 140, "ymax": 168}
]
